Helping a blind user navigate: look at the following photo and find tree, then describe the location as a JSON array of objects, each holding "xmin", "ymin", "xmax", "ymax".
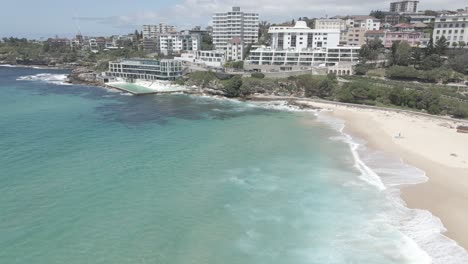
[
  {"xmin": 201, "ymin": 33, "xmax": 214, "ymax": 50},
  {"xmin": 317, "ymin": 73, "xmax": 337, "ymax": 98},
  {"xmin": 452, "ymin": 42, "xmax": 458, "ymax": 48},
  {"xmin": 258, "ymin": 21, "xmax": 271, "ymax": 45},
  {"xmin": 458, "ymin": 41, "xmax": 466, "ymax": 49},
  {"xmin": 223, "ymin": 76, "xmax": 243, "ymax": 97},
  {"xmin": 389, "ymin": 41, "xmax": 412, "ymax": 66},
  {"xmin": 369, "ymin": 10, "xmax": 385, "ymax": 20},
  {"xmin": 435, "ymin": 36, "xmax": 449, "ymax": 55},
  {"xmin": 411, "ymin": 47, "xmax": 423, "ymax": 67},
  {"xmin": 425, "ymin": 37, "xmax": 435, "ymax": 55},
  {"xmin": 448, "ymin": 53, "xmax": 468, "ymax": 74},
  {"xmin": 360, "ymin": 38, "xmax": 384, "ymax": 62},
  {"xmin": 419, "ymin": 54, "xmax": 443, "ymax": 70},
  {"xmin": 420, "ymin": 88, "xmax": 441, "ymax": 114}
]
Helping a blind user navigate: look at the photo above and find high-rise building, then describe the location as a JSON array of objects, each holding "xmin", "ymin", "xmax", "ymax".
[
  {"xmin": 389, "ymin": 1, "xmax": 419, "ymax": 14},
  {"xmin": 212, "ymin": 6, "xmax": 259, "ymax": 50},
  {"xmin": 143, "ymin": 24, "xmax": 177, "ymax": 39}
]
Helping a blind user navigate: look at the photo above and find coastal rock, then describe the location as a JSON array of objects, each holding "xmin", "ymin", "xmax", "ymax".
[
  {"xmin": 67, "ymin": 67, "xmax": 101, "ymax": 85},
  {"xmin": 202, "ymin": 88, "xmax": 226, "ymax": 96}
]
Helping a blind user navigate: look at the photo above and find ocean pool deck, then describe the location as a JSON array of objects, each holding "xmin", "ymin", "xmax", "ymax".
[{"xmin": 106, "ymin": 82, "xmax": 189, "ymax": 95}]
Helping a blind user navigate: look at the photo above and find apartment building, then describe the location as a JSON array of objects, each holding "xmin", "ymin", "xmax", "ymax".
[
  {"xmin": 107, "ymin": 59, "xmax": 182, "ymax": 81},
  {"xmin": 314, "ymin": 18, "xmax": 347, "ymax": 31},
  {"xmin": 176, "ymin": 50, "xmax": 226, "ymax": 68},
  {"xmin": 433, "ymin": 14, "xmax": 468, "ymax": 47},
  {"xmin": 245, "ymin": 21, "xmax": 360, "ymax": 71},
  {"xmin": 245, "ymin": 46, "xmax": 360, "ymax": 72},
  {"xmin": 143, "ymin": 24, "xmax": 177, "ymax": 39},
  {"xmin": 347, "ymin": 16, "xmax": 381, "ymax": 30},
  {"xmin": 365, "ymin": 30, "xmax": 385, "ymax": 43},
  {"xmin": 341, "ymin": 27, "xmax": 367, "ymax": 46},
  {"xmin": 383, "ymin": 12, "xmax": 401, "ymax": 26},
  {"xmin": 390, "ymin": 1, "xmax": 419, "ymax": 14},
  {"xmin": 384, "ymin": 31, "xmax": 423, "ymax": 48},
  {"xmin": 269, "ymin": 21, "xmax": 341, "ymax": 50},
  {"xmin": 226, "ymin": 38, "xmax": 244, "ymax": 61},
  {"xmin": 159, "ymin": 33, "xmax": 201, "ymax": 55},
  {"xmin": 212, "ymin": 6, "xmax": 259, "ymax": 50}
]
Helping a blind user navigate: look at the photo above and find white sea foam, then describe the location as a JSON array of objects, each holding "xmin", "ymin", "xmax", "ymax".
[
  {"xmin": 16, "ymin": 73, "xmax": 70, "ymax": 85},
  {"xmin": 316, "ymin": 112, "xmax": 468, "ymax": 264}
]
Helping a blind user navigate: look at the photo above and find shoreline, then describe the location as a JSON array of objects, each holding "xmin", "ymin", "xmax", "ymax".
[
  {"xmin": 0, "ymin": 63, "xmax": 73, "ymax": 70},
  {"xmin": 303, "ymin": 101, "xmax": 468, "ymax": 257}
]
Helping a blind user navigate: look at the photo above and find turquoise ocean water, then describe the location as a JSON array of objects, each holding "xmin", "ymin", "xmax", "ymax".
[{"xmin": 1, "ymin": 67, "xmax": 467, "ymax": 264}]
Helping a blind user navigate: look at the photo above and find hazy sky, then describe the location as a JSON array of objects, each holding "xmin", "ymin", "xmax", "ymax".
[{"xmin": 1, "ymin": 0, "xmax": 465, "ymax": 39}]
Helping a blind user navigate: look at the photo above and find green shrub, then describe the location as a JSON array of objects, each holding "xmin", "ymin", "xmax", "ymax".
[
  {"xmin": 251, "ymin": 72, "xmax": 265, "ymax": 79},
  {"xmin": 222, "ymin": 76, "xmax": 243, "ymax": 97}
]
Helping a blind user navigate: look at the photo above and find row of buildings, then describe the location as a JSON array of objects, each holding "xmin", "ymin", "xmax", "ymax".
[{"xmin": 105, "ymin": 4, "xmax": 468, "ymax": 81}]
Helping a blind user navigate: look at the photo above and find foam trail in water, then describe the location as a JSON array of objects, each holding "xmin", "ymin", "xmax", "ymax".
[{"xmin": 17, "ymin": 73, "xmax": 70, "ymax": 85}]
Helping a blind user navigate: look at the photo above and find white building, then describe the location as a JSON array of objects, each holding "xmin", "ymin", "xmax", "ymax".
[
  {"xmin": 143, "ymin": 24, "xmax": 177, "ymax": 39},
  {"xmin": 245, "ymin": 21, "xmax": 360, "ymax": 72},
  {"xmin": 433, "ymin": 14, "xmax": 468, "ymax": 47},
  {"xmin": 175, "ymin": 50, "xmax": 226, "ymax": 68},
  {"xmin": 390, "ymin": 1, "xmax": 419, "ymax": 14},
  {"xmin": 226, "ymin": 37, "xmax": 244, "ymax": 61},
  {"xmin": 245, "ymin": 46, "xmax": 360, "ymax": 72},
  {"xmin": 314, "ymin": 18, "xmax": 347, "ymax": 31},
  {"xmin": 347, "ymin": 16, "xmax": 381, "ymax": 30},
  {"xmin": 212, "ymin": 6, "xmax": 259, "ymax": 50},
  {"xmin": 269, "ymin": 21, "xmax": 341, "ymax": 50},
  {"xmin": 159, "ymin": 33, "xmax": 201, "ymax": 55},
  {"xmin": 107, "ymin": 59, "xmax": 182, "ymax": 81}
]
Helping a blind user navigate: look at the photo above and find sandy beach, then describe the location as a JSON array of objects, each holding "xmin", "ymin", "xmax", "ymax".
[{"xmin": 300, "ymin": 101, "xmax": 468, "ymax": 252}]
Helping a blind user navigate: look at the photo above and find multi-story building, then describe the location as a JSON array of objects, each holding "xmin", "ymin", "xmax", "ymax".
[
  {"xmin": 226, "ymin": 37, "xmax": 244, "ymax": 61},
  {"xmin": 384, "ymin": 31, "xmax": 423, "ymax": 48},
  {"xmin": 47, "ymin": 38, "xmax": 70, "ymax": 49},
  {"xmin": 245, "ymin": 46, "xmax": 360, "ymax": 72},
  {"xmin": 365, "ymin": 30, "xmax": 385, "ymax": 43},
  {"xmin": 390, "ymin": 1, "xmax": 419, "ymax": 14},
  {"xmin": 433, "ymin": 13, "xmax": 468, "ymax": 47},
  {"xmin": 383, "ymin": 12, "xmax": 401, "ymax": 26},
  {"xmin": 158, "ymin": 33, "xmax": 201, "ymax": 55},
  {"xmin": 314, "ymin": 18, "xmax": 347, "ymax": 31},
  {"xmin": 245, "ymin": 21, "xmax": 360, "ymax": 72},
  {"xmin": 143, "ymin": 38, "xmax": 159, "ymax": 53},
  {"xmin": 143, "ymin": 24, "xmax": 177, "ymax": 39},
  {"xmin": 176, "ymin": 50, "xmax": 226, "ymax": 68},
  {"xmin": 269, "ymin": 21, "xmax": 341, "ymax": 50},
  {"xmin": 341, "ymin": 27, "xmax": 367, "ymax": 46},
  {"xmin": 212, "ymin": 6, "xmax": 259, "ymax": 50},
  {"xmin": 409, "ymin": 15, "xmax": 436, "ymax": 24},
  {"xmin": 107, "ymin": 59, "xmax": 182, "ymax": 81},
  {"xmin": 347, "ymin": 16, "xmax": 381, "ymax": 30}
]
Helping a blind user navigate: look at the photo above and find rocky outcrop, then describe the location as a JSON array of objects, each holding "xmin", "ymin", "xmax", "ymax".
[{"xmin": 67, "ymin": 67, "xmax": 101, "ymax": 86}]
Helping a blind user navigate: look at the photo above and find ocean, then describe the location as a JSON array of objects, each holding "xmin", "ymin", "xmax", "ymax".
[{"xmin": 1, "ymin": 66, "xmax": 467, "ymax": 264}]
